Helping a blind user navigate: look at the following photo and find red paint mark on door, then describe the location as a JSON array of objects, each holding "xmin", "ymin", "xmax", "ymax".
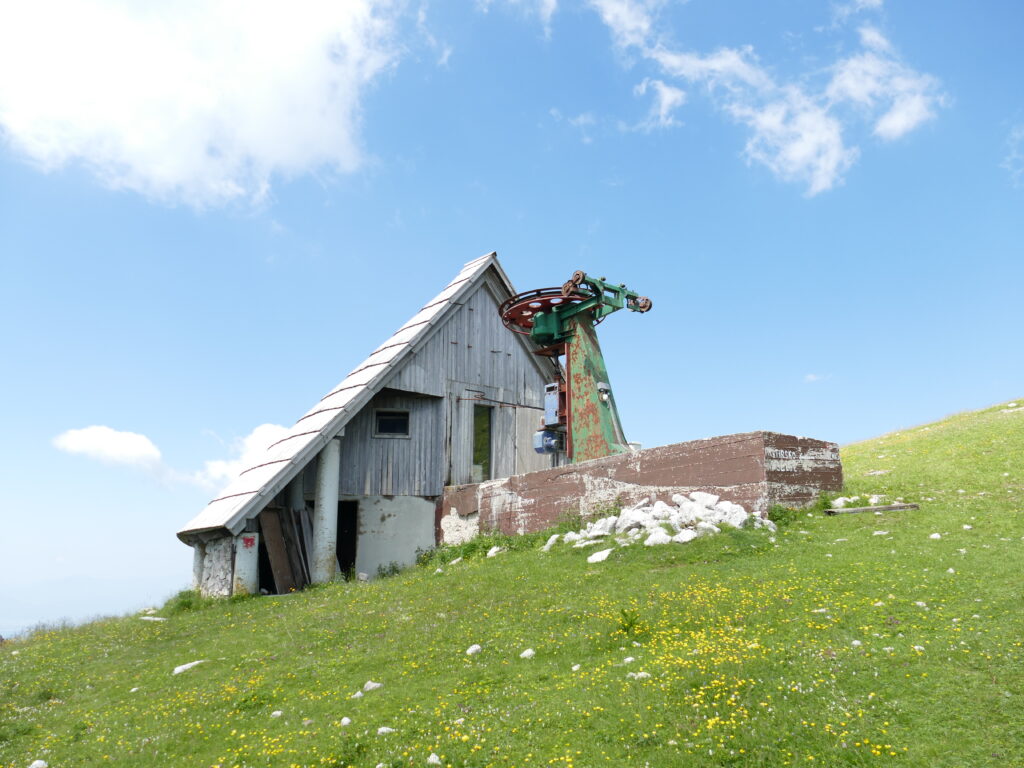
[{"xmin": 242, "ymin": 536, "xmax": 256, "ymax": 549}]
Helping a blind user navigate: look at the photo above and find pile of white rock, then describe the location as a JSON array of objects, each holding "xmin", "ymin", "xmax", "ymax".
[{"xmin": 543, "ymin": 492, "xmax": 775, "ymax": 554}]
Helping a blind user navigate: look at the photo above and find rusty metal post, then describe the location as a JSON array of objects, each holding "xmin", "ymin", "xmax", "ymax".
[
  {"xmin": 232, "ymin": 532, "xmax": 259, "ymax": 595},
  {"xmin": 311, "ymin": 438, "xmax": 341, "ymax": 584}
]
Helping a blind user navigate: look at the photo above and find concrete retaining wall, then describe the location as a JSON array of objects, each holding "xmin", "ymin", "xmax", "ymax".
[{"xmin": 440, "ymin": 431, "xmax": 841, "ymax": 542}]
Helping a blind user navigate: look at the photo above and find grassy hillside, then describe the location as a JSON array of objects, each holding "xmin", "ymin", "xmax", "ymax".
[{"xmin": 3, "ymin": 400, "xmax": 1023, "ymax": 768}]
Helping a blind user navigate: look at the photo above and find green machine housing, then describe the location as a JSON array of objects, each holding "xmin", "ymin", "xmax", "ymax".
[{"xmin": 499, "ymin": 270, "xmax": 652, "ymax": 463}]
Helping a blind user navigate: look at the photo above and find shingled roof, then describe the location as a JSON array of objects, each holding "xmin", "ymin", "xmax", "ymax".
[{"xmin": 177, "ymin": 252, "xmax": 520, "ymax": 544}]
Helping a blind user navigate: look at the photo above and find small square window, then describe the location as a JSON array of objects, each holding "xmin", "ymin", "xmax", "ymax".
[{"xmin": 374, "ymin": 409, "xmax": 410, "ymax": 437}]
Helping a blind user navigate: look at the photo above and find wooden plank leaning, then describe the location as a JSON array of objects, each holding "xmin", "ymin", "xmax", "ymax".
[
  {"xmin": 824, "ymin": 503, "xmax": 920, "ymax": 515},
  {"xmin": 258, "ymin": 508, "xmax": 296, "ymax": 594}
]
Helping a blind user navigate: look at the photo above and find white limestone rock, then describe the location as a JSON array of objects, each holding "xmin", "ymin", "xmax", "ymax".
[
  {"xmin": 644, "ymin": 529, "xmax": 672, "ymax": 546},
  {"xmin": 172, "ymin": 660, "xmax": 207, "ymax": 675},
  {"xmin": 486, "ymin": 546, "xmax": 504, "ymax": 557},
  {"xmin": 377, "ymin": 726, "xmax": 396, "ymax": 735},
  {"xmin": 363, "ymin": 680, "xmax": 383, "ymax": 691},
  {"xmin": 541, "ymin": 534, "xmax": 560, "ymax": 552},
  {"xmin": 466, "ymin": 644, "xmax": 482, "ymax": 655},
  {"xmin": 587, "ymin": 548, "xmax": 613, "ymax": 563},
  {"xmin": 671, "ymin": 529, "xmax": 698, "ymax": 544},
  {"xmin": 428, "ymin": 753, "xmax": 442, "ymax": 765},
  {"xmin": 689, "ymin": 491, "xmax": 721, "ymax": 508},
  {"xmin": 520, "ymin": 648, "xmax": 535, "ymax": 659}
]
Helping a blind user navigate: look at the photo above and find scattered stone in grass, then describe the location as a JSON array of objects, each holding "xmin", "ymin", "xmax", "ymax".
[
  {"xmin": 466, "ymin": 644, "xmax": 482, "ymax": 655},
  {"xmin": 541, "ymin": 534, "xmax": 560, "ymax": 552},
  {"xmin": 270, "ymin": 710, "xmax": 283, "ymax": 718},
  {"xmin": 883, "ymin": 646, "xmax": 894, "ymax": 652},
  {"xmin": 851, "ymin": 640, "xmax": 862, "ymax": 647},
  {"xmin": 357, "ymin": 572, "xmax": 369, "ymax": 582},
  {"xmin": 914, "ymin": 601, "xmax": 928, "ymax": 608},
  {"xmin": 947, "ymin": 568, "xmax": 956, "ymax": 574},
  {"xmin": 454, "ymin": 718, "xmax": 465, "ymax": 725},
  {"xmin": 963, "ymin": 525, "xmax": 973, "ymax": 530},
  {"xmin": 626, "ymin": 671, "xmax": 651, "ymax": 680},
  {"xmin": 139, "ymin": 616, "xmax": 167, "ymax": 622},
  {"xmin": 873, "ymin": 601, "xmax": 884, "ymax": 607},
  {"xmin": 449, "ymin": 557, "xmax": 462, "ymax": 565},
  {"xmin": 428, "ymin": 753, "xmax": 442, "ymax": 765},
  {"xmin": 587, "ymin": 548, "xmax": 612, "ymax": 563},
  {"xmin": 623, "ymin": 656, "xmax": 635, "ymax": 664},
  {"xmin": 377, "ymin": 726, "xmax": 396, "ymax": 735},
  {"xmin": 341, "ymin": 717, "xmax": 351, "ymax": 726},
  {"xmin": 130, "ymin": 687, "xmax": 140, "ymax": 693},
  {"xmin": 364, "ymin": 680, "xmax": 383, "ymax": 691},
  {"xmin": 520, "ymin": 648, "xmax": 535, "ymax": 659},
  {"xmin": 644, "ymin": 529, "xmax": 672, "ymax": 546},
  {"xmin": 929, "ymin": 533, "xmax": 942, "ymax": 539},
  {"xmin": 302, "ymin": 719, "xmax": 314, "ymax": 726},
  {"xmin": 486, "ymin": 546, "xmax": 503, "ymax": 557},
  {"xmin": 834, "ymin": 538, "xmax": 848, "ymax": 543},
  {"xmin": 912, "ymin": 645, "xmax": 925, "ymax": 652},
  {"xmin": 172, "ymin": 660, "xmax": 207, "ymax": 675},
  {"xmin": 29, "ymin": 761, "xmax": 48, "ymax": 768},
  {"xmin": 873, "ymin": 531, "xmax": 889, "ymax": 536},
  {"xmin": 572, "ymin": 664, "xmax": 581, "ymax": 672},
  {"xmin": 351, "ymin": 691, "xmax": 364, "ymax": 699},
  {"xmin": 434, "ymin": 568, "xmax": 443, "ymax": 574},
  {"xmin": 865, "ymin": 470, "xmax": 890, "ymax": 475},
  {"xmin": 10, "ymin": 650, "xmax": 18, "ymax": 656}
]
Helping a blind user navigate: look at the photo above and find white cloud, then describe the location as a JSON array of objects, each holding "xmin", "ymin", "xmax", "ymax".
[
  {"xmin": 0, "ymin": 1, "xmax": 398, "ymax": 208},
  {"xmin": 730, "ymin": 88, "xmax": 857, "ymax": 196},
  {"xmin": 53, "ymin": 422, "xmax": 290, "ymax": 493},
  {"xmin": 192, "ymin": 423, "xmax": 291, "ymax": 491},
  {"xmin": 589, "ymin": 4, "xmax": 943, "ymax": 195},
  {"xmin": 481, "ymin": 0, "xmax": 559, "ymax": 37},
  {"xmin": 804, "ymin": 373, "xmax": 831, "ymax": 383},
  {"xmin": 827, "ymin": 33, "xmax": 944, "ymax": 141},
  {"xmin": 588, "ymin": 0, "xmax": 660, "ymax": 50},
  {"xmin": 53, "ymin": 426, "xmax": 162, "ymax": 466},
  {"xmin": 1003, "ymin": 125, "xmax": 1024, "ymax": 187},
  {"xmin": 834, "ymin": 0, "xmax": 883, "ymax": 23},
  {"xmin": 632, "ymin": 78, "xmax": 685, "ymax": 130}
]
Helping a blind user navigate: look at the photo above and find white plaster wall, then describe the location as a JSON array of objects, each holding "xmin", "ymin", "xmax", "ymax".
[{"xmin": 352, "ymin": 496, "xmax": 436, "ymax": 578}]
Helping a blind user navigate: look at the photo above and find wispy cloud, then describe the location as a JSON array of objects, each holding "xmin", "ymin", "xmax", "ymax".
[
  {"xmin": 588, "ymin": 0, "xmax": 944, "ymax": 195},
  {"xmin": 632, "ymin": 78, "xmax": 686, "ymax": 130},
  {"xmin": 478, "ymin": 0, "xmax": 559, "ymax": 37},
  {"xmin": 53, "ymin": 422, "xmax": 289, "ymax": 493},
  {"xmin": 551, "ymin": 108, "xmax": 597, "ymax": 143},
  {"xmin": 1002, "ymin": 125, "xmax": 1024, "ymax": 187},
  {"xmin": 804, "ymin": 373, "xmax": 831, "ymax": 383},
  {"xmin": 0, "ymin": 1, "xmax": 399, "ymax": 208}
]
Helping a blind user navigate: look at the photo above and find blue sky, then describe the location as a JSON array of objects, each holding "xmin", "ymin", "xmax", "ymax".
[{"xmin": 1, "ymin": 0, "xmax": 1021, "ymax": 637}]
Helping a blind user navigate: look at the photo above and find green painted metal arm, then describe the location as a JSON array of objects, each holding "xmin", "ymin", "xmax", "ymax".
[{"xmin": 529, "ymin": 272, "xmax": 651, "ymax": 346}]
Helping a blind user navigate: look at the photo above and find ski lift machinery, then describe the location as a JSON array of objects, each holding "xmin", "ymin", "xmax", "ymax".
[{"xmin": 499, "ymin": 270, "xmax": 652, "ymax": 464}]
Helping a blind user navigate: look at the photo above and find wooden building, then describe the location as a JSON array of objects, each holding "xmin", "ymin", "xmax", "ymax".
[{"xmin": 177, "ymin": 253, "xmax": 562, "ymax": 596}]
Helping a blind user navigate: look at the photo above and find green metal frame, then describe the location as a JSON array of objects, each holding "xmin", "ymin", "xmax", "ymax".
[{"xmin": 529, "ymin": 273, "xmax": 650, "ymax": 463}]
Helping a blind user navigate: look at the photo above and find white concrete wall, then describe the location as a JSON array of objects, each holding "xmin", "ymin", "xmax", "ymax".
[{"xmin": 351, "ymin": 496, "xmax": 436, "ymax": 578}]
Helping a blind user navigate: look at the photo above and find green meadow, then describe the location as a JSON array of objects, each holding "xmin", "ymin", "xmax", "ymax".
[{"xmin": 2, "ymin": 400, "xmax": 1023, "ymax": 767}]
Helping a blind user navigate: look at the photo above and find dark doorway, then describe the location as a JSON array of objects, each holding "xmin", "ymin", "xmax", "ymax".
[{"xmin": 336, "ymin": 500, "xmax": 359, "ymax": 576}]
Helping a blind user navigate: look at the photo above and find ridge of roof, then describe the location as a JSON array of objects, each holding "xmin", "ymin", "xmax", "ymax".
[{"xmin": 177, "ymin": 252, "xmax": 504, "ymax": 543}]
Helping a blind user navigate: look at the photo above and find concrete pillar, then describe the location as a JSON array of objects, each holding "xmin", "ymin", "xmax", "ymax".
[
  {"xmin": 191, "ymin": 542, "xmax": 206, "ymax": 590},
  {"xmin": 287, "ymin": 474, "xmax": 304, "ymax": 514},
  {"xmin": 232, "ymin": 532, "xmax": 260, "ymax": 595},
  {"xmin": 311, "ymin": 438, "xmax": 341, "ymax": 584}
]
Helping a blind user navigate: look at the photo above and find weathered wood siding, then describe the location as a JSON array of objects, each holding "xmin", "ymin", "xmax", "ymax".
[
  {"xmin": 381, "ymin": 275, "xmax": 559, "ymax": 485},
  {"xmin": 338, "ymin": 390, "xmax": 445, "ymax": 497}
]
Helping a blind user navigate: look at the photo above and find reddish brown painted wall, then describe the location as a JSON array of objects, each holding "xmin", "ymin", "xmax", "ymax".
[{"xmin": 440, "ymin": 431, "xmax": 841, "ymax": 541}]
